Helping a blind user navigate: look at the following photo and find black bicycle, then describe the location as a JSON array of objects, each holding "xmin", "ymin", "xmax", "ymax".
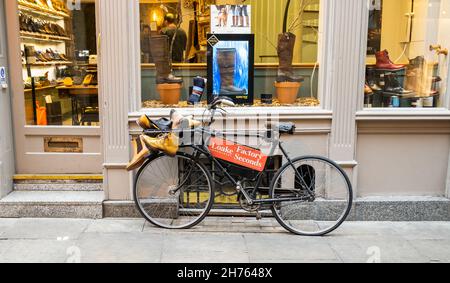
[{"xmin": 134, "ymin": 97, "xmax": 353, "ymax": 236}]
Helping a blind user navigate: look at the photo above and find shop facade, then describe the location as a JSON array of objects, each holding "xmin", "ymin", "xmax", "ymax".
[{"xmin": 1, "ymin": 0, "xmax": 450, "ymax": 220}]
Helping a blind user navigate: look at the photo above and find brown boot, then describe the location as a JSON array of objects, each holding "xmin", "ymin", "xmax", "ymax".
[
  {"xmin": 375, "ymin": 50, "xmax": 405, "ymax": 70},
  {"xmin": 142, "ymin": 133, "xmax": 179, "ymax": 157},
  {"xmin": 126, "ymin": 136, "xmax": 151, "ymax": 171},
  {"xmin": 277, "ymin": 32, "xmax": 304, "ymax": 83},
  {"xmin": 217, "ymin": 48, "xmax": 246, "ymax": 95},
  {"xmin": 150, "ymin": 35, "xmax": 183, "ymax": 84}
]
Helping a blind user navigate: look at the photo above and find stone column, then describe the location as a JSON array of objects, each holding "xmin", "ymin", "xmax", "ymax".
[
  {"xmin": 98, "ymin": 0, "xmax": 141, "ymax": 200},
  {"xmin": 320, "ymin": 0, "xmax": 369, "ymax": 192}
]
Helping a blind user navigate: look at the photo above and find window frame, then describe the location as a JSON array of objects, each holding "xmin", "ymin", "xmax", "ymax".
[{"xmin": 132, "ymin": 0, "xmax": 329, "ymax": 114}]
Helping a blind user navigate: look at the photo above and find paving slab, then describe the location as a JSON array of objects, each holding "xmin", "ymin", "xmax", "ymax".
[
  {"xmin": 328, "ymin": 238, "xmax": 426, "ymax": 263},
  {"xmin": 407, "ymin": 239, "xmax": 450, "ymax": 262},
  {"xmin": 74, "ymin": 233, "xmax": 164, "ymax": 263},
  {"xmin": 1, "ymin": 218, "xmax": 92, "ymax": 240},
  {"xmin": 85, "ymin": 219, "xmax": 145, "ymax": 234},
  {"xmin": 244, "ymin": 233, "xmax": 338, "ymax": 262},
  {"xmin": 0, "ymin": 218, "xmax": 18, "ymax": 238},
  {"xmin": 161, "ymin": 232, "xmax": 250, "ymax": 263},
  {"xmin": 0, "ymin": 240, "xmax": 76, "ymax": 263}
]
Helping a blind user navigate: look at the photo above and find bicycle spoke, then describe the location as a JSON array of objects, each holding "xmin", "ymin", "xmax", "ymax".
[
  {"xmin": 271, "ymin": 157, "xmax": 352, "ymax": 236},
  {"xmin": 134, "ymin": 154, "xmax": 213, "ymax": 229}
]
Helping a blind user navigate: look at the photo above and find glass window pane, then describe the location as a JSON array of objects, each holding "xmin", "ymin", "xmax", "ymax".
[
  {"xmin": 19, "ymin": 0, "xmax": 99, "ymax": 126},
  {"xmin": 364, "ymin": 0, "xmax": 449, "ymax": 109},
  {"xmin": 140, "ymin": 0, "xmax": 321, "ymax": 108}
]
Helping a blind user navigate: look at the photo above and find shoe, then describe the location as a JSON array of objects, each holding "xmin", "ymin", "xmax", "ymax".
[
  {"xmin": 276, "ymin": 33, "xmax": 305, "ymax": 83},
  {"xmin": 432, "ymin": 76, "xmax": 442, "ymax": 83},
  {"xmin": 217, "ymin": 48, "xmax": 247, "ymax": 95},
  {"xmin": 368, "ymin": 82, "xmax": 382, "ymax": 91},
  {"xmin": 170, "ymin": 109, "xmax": 185, "ymax": 129},
  {"xmin": 126, "ymin": 136, "xmax": 151, "ymax": 171},
  {"xmin": 385, "ymin": 74, "xmax": 413, "ymax": 95},
  {"xmin": 375, "ymin": 50, "xmax": 405, "ymax": 70},
  {"xmin": 63, "ymin": 77, "xmax": 73, "ymax": 87},
  {"xmin": 82, "ymin": 74, "xmax": 93, "ymax": 85},
  {"xmin": 137, "ymin": 114, "xmax": 152, "ymax": 130},
  {"xmin": 364, "ymin": 84, "xmax": 373, "ymax": 95},
  {"xmin": 142, "ymin": 133, "xmax": 179, "ymax": 157},
  {"xmin": 170, "ymin": 109, "xmax": 201, "ymax": 129},
  {"xmin": 149, "ymin": 35, "xmax": 183, "ymax": 84},
  {"xmin": 188, "ymin": 76, "xmax": 206, "ymax": 105}
]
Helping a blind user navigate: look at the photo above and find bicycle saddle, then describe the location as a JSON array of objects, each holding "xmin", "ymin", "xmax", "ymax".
[{"xmin": 266, "ymin": 122, "xmax": 296, "ymax": 135}]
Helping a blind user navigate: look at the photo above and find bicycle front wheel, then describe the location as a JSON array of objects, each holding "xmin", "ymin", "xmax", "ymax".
[
  {"xmin": 134, "ymin": 152, "xmax": 214, "ymax": 229},
  {"xmin": 270, "ymin": 156, "xmax": 353, "ymax": 236}
]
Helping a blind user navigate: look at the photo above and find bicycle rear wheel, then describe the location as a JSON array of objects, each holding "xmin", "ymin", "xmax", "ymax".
[
  {"xmin": 134, "ymin": 152, "xmax": 214, "ymax": 229},
  {"xmin": 270, "ymin": 156, "xmax": 353, "ymax": 236}
]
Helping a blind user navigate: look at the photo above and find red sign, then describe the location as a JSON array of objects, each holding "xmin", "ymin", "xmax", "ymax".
[{"xmin": 208, "ymin": 137, "xmax": 268, "ymax": 172}]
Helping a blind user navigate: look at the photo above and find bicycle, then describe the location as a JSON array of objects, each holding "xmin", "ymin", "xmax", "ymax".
[{"xmin": 133, "ymin": 97, "xmax": 353, "ymax": 236}]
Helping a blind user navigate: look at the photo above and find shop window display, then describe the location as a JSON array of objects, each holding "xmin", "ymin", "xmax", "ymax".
[
  {"xmin": 140, "ymin": 0, "xmax": 321, "ymax": 108},
  {"xmin": 18, "ymin": 0, "xmax": 99, "ymax": 126},
  {"xmin": 364, "ymin": 0, "xmax": 449, "ymax": 109}
]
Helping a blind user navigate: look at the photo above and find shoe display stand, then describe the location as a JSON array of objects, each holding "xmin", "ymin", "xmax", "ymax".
[
  {"xmin": 18, "ymin": 0, "xmax": 76, "ymax": 125},
  {"xmin": 301, "ymin": 1, "xmax": 320, "ymax": 62},
  {"xmin": 366, "ymin": 67, "xmax": 441, "ymax": 108}
]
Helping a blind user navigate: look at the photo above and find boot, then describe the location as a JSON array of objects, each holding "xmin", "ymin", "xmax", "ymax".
[
  {"xmin": 188, "ymin": 76, "xmax": 206, "ymax": 105},
  {"xmin": 385, "ymin": 74, "xmax": 413, "ymax": 95},
  {"xmin": 217, "ymin": 48, "xmax": 246, "ymax": 95},
  {"xmin": 142, "ymin": 133, "xmax": 179, "ymax": 157},
  {"xmin": 366, "ymin": 69, "xmax": 382, "ymax": 91},
  {"xmin": 375, "ymin": 50, "xmax": 405, "ymax": 70},
  {"xmin": 126, "ymin": 136, "xmax": 151, "ymax": 171},
  {"xmin": 150, "ymin": 35, "xmax": 183, "ymax": 84},
  {"xmin": 277, "ymin": 33, "xmax": 304, "ymax": 83}
]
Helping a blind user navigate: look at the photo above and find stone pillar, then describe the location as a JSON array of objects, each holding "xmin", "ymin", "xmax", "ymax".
[
  {"xmin": 321, "ymin": 0, "xmax": 369, "ymax": 192},
  {"xmin": 98, "ymin": 0, "xmax": 141, "ymax": 200}
]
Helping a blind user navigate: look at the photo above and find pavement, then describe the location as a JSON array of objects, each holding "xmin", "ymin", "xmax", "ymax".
[{"xmin": 0, "ymin": 217, "xmax": 449, "ymax": 263}]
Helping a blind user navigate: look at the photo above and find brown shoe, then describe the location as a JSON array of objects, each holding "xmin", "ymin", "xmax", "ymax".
[
  {"xmin": 126, "ymin": 136, "xmax": 151, "ymax": 171},
  {"xmin": 137, "ymin": 114, "xmax": 152, "ymax": 130},
  {"xmin": 375, "ymin": 50, "xmax": 405, "ymax": 70},
  {"xmin": 142, "ymin": 133, "xmax": 179, "ymax": 157}
]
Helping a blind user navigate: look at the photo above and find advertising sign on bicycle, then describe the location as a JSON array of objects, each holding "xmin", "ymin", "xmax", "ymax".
[{"xmin": 208, "ymin": 137, "xmax": 268, "ymax": 172}]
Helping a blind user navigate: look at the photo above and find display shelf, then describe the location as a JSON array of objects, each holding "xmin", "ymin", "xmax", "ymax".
[
  {"xmin": 24, "ymin": 85, "xmax": 57, "ymax": 93},
  {"xmin": 18, "ymin": 4, "xmax": 65, "ymax": 21},
  {"xmin": 20, "ymin": 31, "xmax": 71, "ymax": 43},
  {"xmin": 17, "ymin": 1, "xmax": 69, "ymax": 19},
  {"xmin": 23, "ymin": 61, "xmax": 73, "ymax": 67},
  {"xmin": 303, "ymin": 25, "xmax": 319, "ymax": 28}
]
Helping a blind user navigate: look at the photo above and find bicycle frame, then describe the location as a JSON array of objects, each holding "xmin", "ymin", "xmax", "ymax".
[{"xmin": 176, "ymin": 127, "xmax": 316, "ymax": 205}]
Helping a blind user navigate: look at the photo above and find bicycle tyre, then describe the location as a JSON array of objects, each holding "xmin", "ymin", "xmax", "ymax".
[
  {"xmin": 133, "ymin": 152, "xmax": 215, "ymax": 229},
  {"xmin": 269, "ymin": 155, "xmax": 353, "ymax": 236}
]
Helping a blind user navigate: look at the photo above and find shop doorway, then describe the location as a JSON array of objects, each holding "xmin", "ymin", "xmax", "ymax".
[
  {"xmin": 6, "ymin": 0, "xmax": 102, "ymax": 174},
  {"xmin": 0, "ymin": 0, "xmax": 15, "ymax": 196}
]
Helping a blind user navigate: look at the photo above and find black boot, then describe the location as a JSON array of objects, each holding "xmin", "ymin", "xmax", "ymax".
[{"xmin": 385, "ymin": 73, "xmax": 413, "ymax": 95}]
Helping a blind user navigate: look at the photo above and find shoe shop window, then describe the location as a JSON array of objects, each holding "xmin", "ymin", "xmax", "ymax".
[
  {"xmin": 140, "ymin": 0, "xmax": 321, "ymax": 108},
  {"xmin": 19, "ymin": 0, "xmax": 99, "ymax": 126},
  {"xmin": 364, "ymin": 0, "xmax": 450, "ymax": 109}
]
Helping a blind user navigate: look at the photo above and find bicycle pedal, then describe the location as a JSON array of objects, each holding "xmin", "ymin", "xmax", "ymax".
[{"xmin": 255, "ymin": 211, "xmax": 262, "ymax": 221}]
